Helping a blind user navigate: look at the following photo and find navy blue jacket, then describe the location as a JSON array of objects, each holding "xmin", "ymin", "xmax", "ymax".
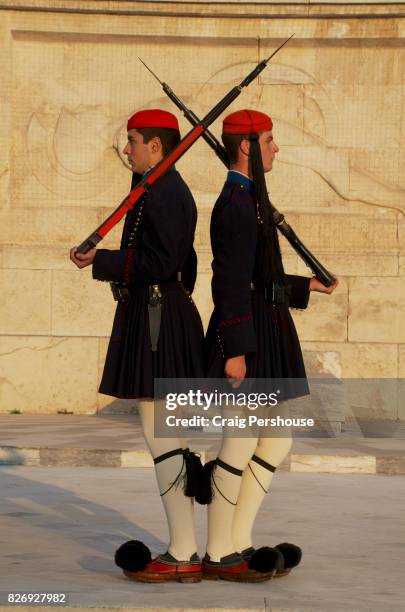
[
  {"xmin": 92, "ymin": 168, "xmax": 197, "ymax": 293},
  {"xmin": 211, "ymin": 172, "xmax": 310, "ymax": 359}
]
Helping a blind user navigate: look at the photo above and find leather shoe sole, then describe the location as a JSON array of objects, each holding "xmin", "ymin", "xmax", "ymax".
[
  {"xmin": 202, "ymin": 557, "xmax": 274, "ymax": 583},
  {"xmin": 124, "ymin": 568, "xmax": 202, "ymax": 583}
]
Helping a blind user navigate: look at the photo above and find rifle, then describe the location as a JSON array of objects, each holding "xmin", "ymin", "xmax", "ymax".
[
  {"xmin": 76, "ymin": 35, "xmax": 294, "ymax": 255},
  {"xmin": 139, "ymin": 58, "xmax": 335, "ymax": 287}
]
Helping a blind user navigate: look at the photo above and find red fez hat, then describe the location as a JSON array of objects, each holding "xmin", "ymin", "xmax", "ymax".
[
  {"xmin": 127, "ymin": 109, "xmax": 179, "ymax": 132},
  {"xmin": 222, "ymin": 109, "xmax": 273, "ymax": 135}
]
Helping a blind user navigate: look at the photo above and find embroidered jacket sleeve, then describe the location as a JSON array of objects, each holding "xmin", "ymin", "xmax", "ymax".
[
  {"xmin": 92, "ymin": 173, "xmax": 196, "ymax": 286},
  {"xmin": 285, "ymin": 275, "xmax": 311, "ymax": 310},
  {"xmin": 211, "ymin": 186, "xmax": 258, "ymax": 359}
]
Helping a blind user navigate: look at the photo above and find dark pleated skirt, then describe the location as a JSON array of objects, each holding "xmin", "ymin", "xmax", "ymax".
[
  {"xmin": 205, "ymin": 290, "xmax": 309, "ymax": 400},
  {"xmin": 99, "ymin": 283, "xmax": 204, "ymax": 399}
]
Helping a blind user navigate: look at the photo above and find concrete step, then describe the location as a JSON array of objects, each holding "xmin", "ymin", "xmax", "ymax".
[{"xmin": 1, "ymin": 415, "xmax": 404, "ymax": 474}]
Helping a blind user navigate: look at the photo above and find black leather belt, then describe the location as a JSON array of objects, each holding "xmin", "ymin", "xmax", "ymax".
[
  {"xmin": 110, "ymin": 273, "xmax": 182, "ymax": 352},
  {"xmin": 110, "ymin": 272, "xmax": 182, "ymax": 303},
  {"xmin": 250, "ymin": 281, "xmax": 289, "ymax": 304},
  {"xmin": 110, "ymin": 282, "xmax": 130, "ymax": 302}
]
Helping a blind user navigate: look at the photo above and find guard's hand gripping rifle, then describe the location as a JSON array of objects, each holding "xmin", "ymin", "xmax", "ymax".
[
  {"xmin": 139, "ymin": 57, "xmax": 335, "ymax": 287},
  {"xmin": 76, "ymin": 36, "xmax": 294, "ymax": 255}
]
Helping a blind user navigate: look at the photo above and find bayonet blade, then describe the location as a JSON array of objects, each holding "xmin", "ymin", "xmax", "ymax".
[
  {"xmin": 265, "ymin": 33, "xmax": 295, "ymax": 63},
  {"xmin": 138, "ymin": 57, "xmax": 163, "ymax": 85}
]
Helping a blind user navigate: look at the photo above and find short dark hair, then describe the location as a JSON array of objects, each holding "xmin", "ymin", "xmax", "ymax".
[
  {"xmin": 135, "ymin": 127, "xmax": 180, "ymax": 156},
  {"xmin": 221, "ymin": 133, "xmax": 248, "ymax": 164}
]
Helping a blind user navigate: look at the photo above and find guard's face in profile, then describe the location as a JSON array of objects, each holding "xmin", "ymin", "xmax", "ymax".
[
  {"xmin": 258, "ymin": 129, "xmax": 279, "ymax": 173},
  {"xmin": 123, "ymin": 128, "xmax": 158, "ymax": 174}
]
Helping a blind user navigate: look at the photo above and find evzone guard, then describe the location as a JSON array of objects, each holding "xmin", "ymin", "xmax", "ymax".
[
  {"xmin": 70, "ymin": 109, "xmax": 207, "ymax": 583},
  {"xmin": 200, "ymin": 109, "xmax": 339, "ymax": 581}
]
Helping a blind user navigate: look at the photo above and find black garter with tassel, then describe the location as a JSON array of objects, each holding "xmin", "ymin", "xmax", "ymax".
[
  {"xmin": 195, "ymin": 459, "xmax": 217, "ymax": 505},
  {"xmin": 154, "ymin": 447, "xmax": 204, "ymax": 499},
  {"xmin": 182, "ymin": 448, "xmax": 205, "ymax": 498}
]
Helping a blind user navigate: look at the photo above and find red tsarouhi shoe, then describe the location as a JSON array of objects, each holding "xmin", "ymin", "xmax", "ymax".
[
  {"xmin": 123, "ymin": 551, "xmax": 202, "ymax": 583},
  {"xmin": 202, "ymin": 550, "xmax": 282, "ymax": 583}
]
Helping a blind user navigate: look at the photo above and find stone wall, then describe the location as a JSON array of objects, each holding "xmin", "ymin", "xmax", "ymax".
[{"xmin": 0, "ymin": 0, "xmax": 404, "ymax": 417}]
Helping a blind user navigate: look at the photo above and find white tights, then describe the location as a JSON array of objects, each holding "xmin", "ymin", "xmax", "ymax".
[
  {"xmin": 206, "ymin": 432, "xmax": 292, "ymax": 561},
  {"xmin": 138, "ymin": 400, "xmax": 293, "ymax": 562},
  {"xmin": 138, "ymin": 400, "xmax": 197, "ymax": 561}
]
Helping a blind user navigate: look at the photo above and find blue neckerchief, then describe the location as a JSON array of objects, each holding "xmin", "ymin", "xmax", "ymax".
[{"xmin": 227, "ymin": 170, "xmax": 255, "ymax": 195}]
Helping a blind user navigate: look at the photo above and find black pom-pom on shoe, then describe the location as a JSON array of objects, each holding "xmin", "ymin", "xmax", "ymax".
[
  {"xmin": 195, "ymin": 459, "xmax": 217, "ymax": 505},
  {"xmin": 114, "ymin": 540, "xmax": 152, "ymax": 571},
  {"xmin": 248, "ymin": 546, "xmax": 284, "ymax": 573},
  {"xmin": 275, "ymin": 542, "xmax": 302, "ymax": 569}
]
